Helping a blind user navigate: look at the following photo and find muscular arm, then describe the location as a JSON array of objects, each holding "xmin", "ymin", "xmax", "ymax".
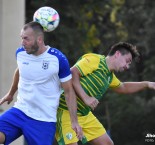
[
  {"xmin": 71, "ymin": 66, "xmax": 99, "ymax": 110},
  {"xmin": 71, "ymin": 67, "xmax": 88, "ymax": 101},
  {"xmin": 9, "ymin": 68, "xmax": 19, "ymax": 96},
  {"xmin": 61, "ymin": 79, "xmax": 83, "ymax": 140},
  {"xmin": 0, "ymin": 67, "xmax": 19, "ymax": 105},
  {"xmin": 112, "ymin": 81, "xmax": 155, "ymax": 94},
  {"xmin": 61, "ymin": 80, "xmax": 78, "ymax": 124}
]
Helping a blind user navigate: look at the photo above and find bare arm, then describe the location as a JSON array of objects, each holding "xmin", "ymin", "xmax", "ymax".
[
  {"xmin": 61, "ymin": 79, "xmax": 83, "ymax": 140},
  {"xmin": 0, "ymin": 67, "xmax": 19, "ymax": 105},
  {"xmin": 112, "ymin": 81, "xmax": 155, "ymax": 94},
  {"xmin": 71, "ymin": 66, "xmax": 99, "ymax": 110}
]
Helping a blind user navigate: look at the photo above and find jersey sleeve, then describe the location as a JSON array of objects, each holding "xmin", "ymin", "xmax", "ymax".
[
  {"xmin": 58, "ymin": 52, "xmax": 72, "ymax": 82},
  {"xmin": 47, "ymin": 47, "xmax": 72, "ymax": 83},
  {"xmin": 16, "ymin": 46, "xmax": 25, "ymax": 59},
  {"xmin": 75, "ymin": 53, "xmax": 100, "ymax": 76},
  {"xmin": 109, "ymin": 73, "xmax": 121, "ymax": 88}
]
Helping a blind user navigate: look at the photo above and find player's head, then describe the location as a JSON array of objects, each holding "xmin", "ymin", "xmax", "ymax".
[
  {"xmin": 107, "ymin": 42, "xmax": 140, "ymax": 72},
  {"xmin": 22, "ymin": 21, "xmax": 44, "ymax": 37},
  {"xmin": 108, "ymin": 42, "xmax": 140, "ymax": 61},
  {"xmin": 20, "ymin": 21, "xmax": 44, "ymax": 55}
]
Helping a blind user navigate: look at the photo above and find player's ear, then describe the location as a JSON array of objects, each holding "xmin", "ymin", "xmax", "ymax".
[
  {"xmin": 114, "ymin": 50, "xmax": 121, "ymax": 58},
  {"xmin": 37, "ymin": 35, "xmax": 43, "ymax": 43}
]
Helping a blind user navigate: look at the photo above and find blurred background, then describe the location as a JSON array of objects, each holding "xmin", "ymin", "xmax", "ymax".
[{"xmin": 0, "ymin": 0, "xmax": 155, "ymax": 145}]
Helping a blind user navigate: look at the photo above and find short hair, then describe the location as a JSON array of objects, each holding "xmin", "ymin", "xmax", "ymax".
[
  {"xmin": 23, "ymin": 21, "xmax": 44, "ymax": 37},
  {"xmin": 108, "ymin": 42, "xmax": 140, "ymax": 62}
]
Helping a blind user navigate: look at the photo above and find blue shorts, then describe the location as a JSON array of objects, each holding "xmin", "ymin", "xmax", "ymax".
[{"xmin": 0, "ymin": 107, "xmax": 56, "ymax": 145}]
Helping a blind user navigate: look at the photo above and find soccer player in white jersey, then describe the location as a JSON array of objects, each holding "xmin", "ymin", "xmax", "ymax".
[{"xmin": 0, "ymin": 21, "xmax": 83, "ymax": 145}]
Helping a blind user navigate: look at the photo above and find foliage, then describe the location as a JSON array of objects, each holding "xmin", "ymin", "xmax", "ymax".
[{"xmin": 25, "ymin": 0, "xmax": 155, "ymax": 145}]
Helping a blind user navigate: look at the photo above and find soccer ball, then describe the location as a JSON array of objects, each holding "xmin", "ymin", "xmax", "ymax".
[{"xmin": 33, "ymin": 6, "xmax": 60, "ymax": 32}]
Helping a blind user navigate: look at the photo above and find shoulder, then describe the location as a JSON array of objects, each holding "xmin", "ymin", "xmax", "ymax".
[
  {"xmin": 81, "ymin": 53, "xmax": 102, "ymax": 59},
  {"xmin": 16, "ymin": 46, "xmax": 25, "ymax": 54},
  {"xmin": 16, "ymin": 46, "xmax": 25, "ymax": 57},
  {"xmin": 47, "ymin": 47, "xmax": 67, "ymax": 60},
  {"xmin": 80, "ymin": 53, "xmax": 104, "ymax": 62},
  {"xmin": 76, "ymin": 53, "xmax": 104, "ymax": 67}
]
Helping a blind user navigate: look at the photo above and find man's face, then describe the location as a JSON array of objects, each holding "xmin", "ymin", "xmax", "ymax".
[
  {"xmin": 20, "ymin": 27, "xmax": 39, "ymax": 54},
  {"xmin": 114, "ymin": 51, "xmax": 132, "ymax": 72}
]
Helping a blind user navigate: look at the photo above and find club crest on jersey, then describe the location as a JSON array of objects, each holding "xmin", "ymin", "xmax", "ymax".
[
  {"xmin": 66, "ymin": 133, "xmax": 73, "ymax": 140},
  {"xmin": 42, "ymin": 60, "xmax": 49, "ymax": 69}
]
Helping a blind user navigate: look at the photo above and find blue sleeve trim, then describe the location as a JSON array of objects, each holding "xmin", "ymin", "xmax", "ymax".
[
  {"xmin": 16, "ymin": 46, "xmax": 25, "ymax": 59},
  {"xmin": 47, "ymin": 48, "xmax": 71, "ymax": 79}
]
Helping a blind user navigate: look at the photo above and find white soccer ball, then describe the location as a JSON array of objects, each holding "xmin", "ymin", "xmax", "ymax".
[{"xmin": 33, "ymin": 6, "xmax": 60, "ymax": 32}]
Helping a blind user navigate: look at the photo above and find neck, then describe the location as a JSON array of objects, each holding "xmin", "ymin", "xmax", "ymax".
[
  {"xmin": 105, "ymin": 56, "xmax": 114, "ymax": 72},
  {"xmin": 34, "ymin": 45, "xmax": 47, "ymax": 56},
  {"xmin": 40, "ymin": 45, "xmax": 47, "ymax": 54}
]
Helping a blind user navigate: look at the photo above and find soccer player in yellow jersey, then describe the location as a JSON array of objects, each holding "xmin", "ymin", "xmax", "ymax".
[{"xmin": 56, "ymin": 42, "xmax": 155, "ymax": 145}]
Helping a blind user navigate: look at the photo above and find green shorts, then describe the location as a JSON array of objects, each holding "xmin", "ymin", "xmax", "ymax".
[{"xmin": 56, "ymin": 108, "xmax": 106, "ymax": 145}]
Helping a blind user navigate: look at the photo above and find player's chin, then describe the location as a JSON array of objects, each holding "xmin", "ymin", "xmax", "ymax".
[
  {"xmin": 118, "ymin": 68, "xmax": 124, "ymax": 72},
  {"xmin": 26, "ymin": 50, "xmax": 32, "ymax": 54},
  {"xmin": 23, "ymin": 47, "xmax": 29, "ymax": 53}
]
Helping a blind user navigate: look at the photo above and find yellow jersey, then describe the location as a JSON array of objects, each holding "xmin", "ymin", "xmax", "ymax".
[{"xmin": 59, "ymin": 53, "xmax": 121, "ymax": 115}]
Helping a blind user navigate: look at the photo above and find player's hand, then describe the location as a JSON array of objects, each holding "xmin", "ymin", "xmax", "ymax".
[
  {"xmin": 0, "ymin": 93, "xmax": 14, "ymax": 105},
  {"xmin": 72, "ymin": 123, "xmax": 83, "ymax": 141},
  {"xmin": 83, "ymin": 96, "xmax": 99, "ymax": 110},
  {"xmin": 148, "ymin": 82, "xmax": 155, "ymax": 90}
]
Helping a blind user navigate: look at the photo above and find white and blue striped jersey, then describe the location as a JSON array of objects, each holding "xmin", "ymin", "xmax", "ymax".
[{"xmin": 14, "ymin": 46, "xmax": 72, "ymax": 122}]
